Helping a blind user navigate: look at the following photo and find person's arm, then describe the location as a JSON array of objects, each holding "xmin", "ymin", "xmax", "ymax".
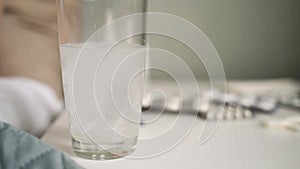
[{"xmin": 0, "ymin": 0, "xmax": 62, "ymax": 97}]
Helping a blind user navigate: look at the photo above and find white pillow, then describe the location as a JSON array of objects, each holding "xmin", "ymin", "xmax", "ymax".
[{"xmin": 0, "ymin": 76, "xmax": 63, "ymax": 136}]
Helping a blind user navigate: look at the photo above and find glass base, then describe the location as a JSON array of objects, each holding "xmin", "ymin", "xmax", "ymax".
[{"xmin": 72, "ymin": 138, "xmax": 136, "ymax": 160}]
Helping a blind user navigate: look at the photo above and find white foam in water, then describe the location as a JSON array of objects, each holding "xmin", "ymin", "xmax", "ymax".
[{"xmin": 60, "ymin": 43, "xmax": 145, "ymax": 147}]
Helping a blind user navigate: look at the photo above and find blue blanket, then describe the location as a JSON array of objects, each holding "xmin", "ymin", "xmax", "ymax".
[{"xmin": 0, "ymin": 122, "xmax": 84, "ymax": 169}]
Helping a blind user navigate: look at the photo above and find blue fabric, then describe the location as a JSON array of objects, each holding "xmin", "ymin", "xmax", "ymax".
[{"xmin": 0, "ymin": 122, "xmax": 84, "ymax": 169}]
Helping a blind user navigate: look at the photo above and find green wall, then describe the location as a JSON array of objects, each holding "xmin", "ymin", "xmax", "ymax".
[{"xmin": 147, "ymin": 0, "xmax": 300, "ymax": 79}]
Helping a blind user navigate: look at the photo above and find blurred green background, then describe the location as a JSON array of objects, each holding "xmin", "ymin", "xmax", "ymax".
[{"xmin": 147, "ymin": 0, "xmax": 300, "ymax": 80}]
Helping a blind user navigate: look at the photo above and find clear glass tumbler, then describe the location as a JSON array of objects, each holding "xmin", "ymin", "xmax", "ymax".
[{"xmin": 57, "ymin": 0, "xmax": 147, "ymax": 160}]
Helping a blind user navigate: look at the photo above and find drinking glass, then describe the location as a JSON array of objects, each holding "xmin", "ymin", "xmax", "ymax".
[{"xmin": 57, "ymin": 0, "xmax": 147, "ymax": 160}]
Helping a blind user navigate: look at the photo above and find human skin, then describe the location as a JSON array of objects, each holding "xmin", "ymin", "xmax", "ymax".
[
  {"xmin": 0, "ymin": 0, "xmax": 2, "ymax": 28},
  {"xmin": 0, "ymin": 0, "xmax": 63, "ymax": 97}
]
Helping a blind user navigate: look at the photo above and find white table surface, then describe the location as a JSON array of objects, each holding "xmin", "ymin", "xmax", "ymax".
[{"xmin": 42, "ymin": 79, "xmax": 300, "ymax": 169}]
